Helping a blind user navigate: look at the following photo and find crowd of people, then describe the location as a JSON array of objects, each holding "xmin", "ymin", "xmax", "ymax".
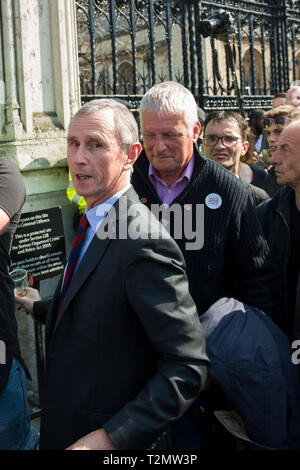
[{"xmin": 0, "ymin": 80, "xmax": 299, "ymax": 451}]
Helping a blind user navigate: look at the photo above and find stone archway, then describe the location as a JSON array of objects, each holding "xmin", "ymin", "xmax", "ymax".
[{"xmin": 118, "ymin": 61, "xmax": 134, "ymax": 94}]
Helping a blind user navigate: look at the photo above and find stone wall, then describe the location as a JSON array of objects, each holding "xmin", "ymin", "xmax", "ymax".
[{"xmin": 0, "ymin": 0, "xmax": 80, "ymax": 398}]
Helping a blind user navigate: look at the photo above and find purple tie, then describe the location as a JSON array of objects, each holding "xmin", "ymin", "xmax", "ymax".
[{"xmin": 56, "ymin": 213, "xmax": 90, "ymax": 322}]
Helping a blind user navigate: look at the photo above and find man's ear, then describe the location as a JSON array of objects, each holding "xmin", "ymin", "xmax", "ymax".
[
  {"xmin": 192, "ymin": 121, "xmax": 201, "ymax": 143},
  {"xmin": 241, "ymin": 140, "xmax": 250, "ymax": 156},
  {"xmin": 124, "ymin": 142, "xmax": 142, "ymax": 170}
]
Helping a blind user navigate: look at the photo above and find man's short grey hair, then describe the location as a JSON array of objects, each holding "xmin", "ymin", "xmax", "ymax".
[
  {"xmin": 74, "ymin": 98, "xmax": 139, "ymax": 150},
  {"xmin": 139, "ymin": 81, "xmax": 198, "ymax": 132}
]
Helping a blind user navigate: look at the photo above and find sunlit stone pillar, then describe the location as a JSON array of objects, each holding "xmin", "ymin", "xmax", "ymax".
[{"xmin": 0, "ymin": 0, "xmax": 81, "ymax": 398}]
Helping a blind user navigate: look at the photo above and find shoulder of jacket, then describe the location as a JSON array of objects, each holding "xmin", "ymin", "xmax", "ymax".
[{"xmin": 256, "ymin": 189, "xmax": 285, "ymax": 219}]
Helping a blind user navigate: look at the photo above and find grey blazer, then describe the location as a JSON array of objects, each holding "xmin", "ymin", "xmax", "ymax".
[{"xmin": 34, "ymin": 187, "xmax": 209, "ymax": 450}]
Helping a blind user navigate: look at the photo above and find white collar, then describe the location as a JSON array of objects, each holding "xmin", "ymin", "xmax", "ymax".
[{"xmin": 85, "ymin": 184, "xmax": 131, "ymax": 233}]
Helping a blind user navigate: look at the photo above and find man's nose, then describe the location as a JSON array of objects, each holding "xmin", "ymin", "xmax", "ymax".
[
  {"xmin": 154, "ymin": 136, "xmax": 167, "ymax": 153},
  {"xmin": 270, "ymin": 149, "xmax": 280, "ymax": 165},
  {"xmin": 74, "ymin": 144, "xmax": 88, "ymax": 163}
]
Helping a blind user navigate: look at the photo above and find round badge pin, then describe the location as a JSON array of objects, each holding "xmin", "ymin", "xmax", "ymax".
[{"xmin": 205, "ymin": 193, "xmax": 222, "ymax": 210}]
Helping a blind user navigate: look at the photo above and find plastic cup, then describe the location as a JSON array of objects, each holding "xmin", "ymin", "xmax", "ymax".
[{"xmin": 9, "ymin": 268, "xmax": 33, "ymax": 297}]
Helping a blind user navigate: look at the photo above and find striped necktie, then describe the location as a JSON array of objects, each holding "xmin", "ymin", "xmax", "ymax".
[{"xmin": 56, "ymin": 213, "xmax": 90, "ymax": 321}]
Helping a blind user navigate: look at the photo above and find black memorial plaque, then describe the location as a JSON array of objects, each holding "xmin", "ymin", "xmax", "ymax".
[{"xmin": 11, "ymin": 207, "xmax": 66, "ymax": 282}]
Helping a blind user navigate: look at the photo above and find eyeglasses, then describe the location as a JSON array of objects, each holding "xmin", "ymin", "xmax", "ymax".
[
  {"xmin": 264, "ymin": 116, "xmax": 291, "ymax": 128},
  {"xmin": 202, "ymin": 135, "xmax": 243, "ymax": 147}
]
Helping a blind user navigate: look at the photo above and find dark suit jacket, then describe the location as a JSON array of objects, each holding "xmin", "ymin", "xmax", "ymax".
[
  {"xmin": 34, "ymin": 187, "xmax": 209, "ymax": 450},
  {"xmin": 256, "ymin": 187, "xmax": 300, "ymax": 340}
]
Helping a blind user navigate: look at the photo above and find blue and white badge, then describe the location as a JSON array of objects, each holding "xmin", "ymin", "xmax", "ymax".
[{"xmin": 205, "ymin": 193, "xmax": 222, "ymax": 210}]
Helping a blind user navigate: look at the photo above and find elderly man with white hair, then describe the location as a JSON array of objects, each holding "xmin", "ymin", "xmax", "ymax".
[
  {"xmin": 257, "ymin": 121, "xmax": 300, "ymax": 343},
  {"xmin": 133, "ymin": 81, "xmax": 274, "ymax": 320},
  {"xmin": 132, "ymin": 81, "xmax": 275, "ymax": 450}
]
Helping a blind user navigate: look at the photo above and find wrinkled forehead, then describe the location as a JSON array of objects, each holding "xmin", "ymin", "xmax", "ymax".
[
  {"xmin": 71, "ymin": 108, "xmax": 114, "ymax": 126},
  {"xmin": 278, "ymin": 124, "xmax": 300, "ymax": 146},
  {"xmin": 141, "ymin": 108, "xmax": 189, "ymax": 131},
  {"xmin": 68, "ymin": 109, "xmax": 116, "ymax": 138},
  {"xmin": 205, "ymin": 118, "xmax": 243, "ymax": 137},
  {"xmin": 141, "ymin": 108, "xmax": 184, "ymax": 121}
]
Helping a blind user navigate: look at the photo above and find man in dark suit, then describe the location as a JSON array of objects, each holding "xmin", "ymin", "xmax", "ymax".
[{"xmin": 16, "ymin": 99, "xmax": 209, "ymax": 450}]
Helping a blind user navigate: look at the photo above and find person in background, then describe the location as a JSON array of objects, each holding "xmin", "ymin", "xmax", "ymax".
[
  {"xmin": 132, "ymin": 81, "xmax": 274, "ymax": 450},
  {"xmin": 248, "ymin": 109, "xmax": 265, "ymax": 154},
  {"xmin": 255, "ymin": 94, "xmax": 287, "ymax": 166},
  {"xmin": 261, "ymin": 105, "xmax": 300, "ymax": 196},
  {"xmin": 202, "ymin": 110, "xmax": 269, "ymax": 207},
  {"xmin": 272, "ymin": 92, "xmax": 287, "ymax": 108},
  {"xmin": 239, "ymin": 132, "xmax": 268, "ymax": 191},
  {"xmin": 0, "ymin": 154, "xmax": 39, "ymax": 450},
  {"xmin": 256, "ymin": 121, "xmax": 300, "ymax": 343}
]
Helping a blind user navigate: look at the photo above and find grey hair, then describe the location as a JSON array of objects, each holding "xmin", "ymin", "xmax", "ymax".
[
  {"xmin": 139, "ymin": 81, "xmax": 198, "ymax": 132},
  {"xmin": 73, "ymin": 99, "xmax": 139, "ymax": 150}
]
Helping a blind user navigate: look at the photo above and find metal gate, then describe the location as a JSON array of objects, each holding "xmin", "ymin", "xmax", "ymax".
[{"xmin": 75, "ymin": 0, "xmax": 300, "ymax": 114}]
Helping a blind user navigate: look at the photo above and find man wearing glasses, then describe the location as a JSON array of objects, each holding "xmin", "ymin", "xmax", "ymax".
[{"xmin": 201, "ymin": 110, "xmax": 269, "ymax": 207}]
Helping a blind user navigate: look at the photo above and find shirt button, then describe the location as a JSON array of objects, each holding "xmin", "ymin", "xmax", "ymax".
[{"xmin": 168, "ymin": 189, "xmax": 172, "ymax": 193}]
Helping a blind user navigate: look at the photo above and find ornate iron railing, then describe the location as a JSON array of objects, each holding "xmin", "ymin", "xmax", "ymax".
[{"xmin": 75, "ymin": 0, "xmax": 300, "ymax": 113}]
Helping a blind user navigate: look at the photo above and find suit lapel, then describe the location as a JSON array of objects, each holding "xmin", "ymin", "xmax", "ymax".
[
  {"xmin": 50, "ymin": 186, "xmax": 139, "ymax": 331},
  {"xmin": 53, "ymin": 234, "xmax": 111, "ymax": 330}
]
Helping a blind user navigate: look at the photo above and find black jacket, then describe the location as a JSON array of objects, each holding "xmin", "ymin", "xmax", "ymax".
[
  {"xmin": 33, "ymin": 187, "xmax": 209, "ymax": 450},
  {"xmin": 0, "ymin": 157, "xmax": 27, "ymax": 394},
  {"xmin": 256, "ymin": 187, "xmax": 300, "ymax": 340},
  {"xmin": 243, "ymin": 181, "xmax": 269, "ymax": 208},
  {"xmin": 132, "ymin": 146, "xmax": 274, "ymax": 317}
]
